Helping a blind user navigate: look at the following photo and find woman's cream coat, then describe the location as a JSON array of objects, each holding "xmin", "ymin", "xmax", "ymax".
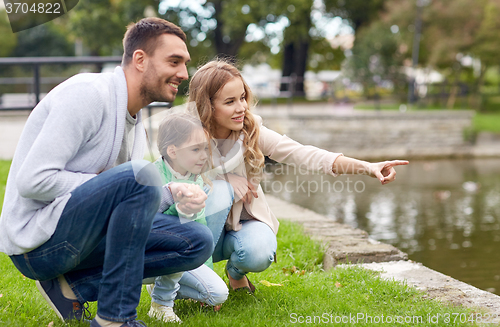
[{"xmin": 215, "ymin": 114, "xmax": 343, "ymax": 235}]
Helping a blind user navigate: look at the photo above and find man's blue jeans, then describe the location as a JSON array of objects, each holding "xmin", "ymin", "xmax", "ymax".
[{"xmin": 10, "ymin": 161, "xmax": 213, "ymax": 322}]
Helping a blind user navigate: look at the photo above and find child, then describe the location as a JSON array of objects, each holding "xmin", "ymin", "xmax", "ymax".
[{"xmin": 147, "ymin": 113, "xmax": 228, "ymax": 323}]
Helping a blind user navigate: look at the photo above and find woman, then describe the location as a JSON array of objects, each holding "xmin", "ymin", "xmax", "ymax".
[{"xmin": 188, "ymin": 59, "xmax": 408, "ymax": 292}]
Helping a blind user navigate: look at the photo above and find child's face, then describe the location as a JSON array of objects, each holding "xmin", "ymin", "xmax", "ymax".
[{"xmin": 173, "ymin": 129, "xmax": 209, "ymax": 175}]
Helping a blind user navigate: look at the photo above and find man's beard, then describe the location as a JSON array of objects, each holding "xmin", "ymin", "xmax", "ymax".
[
  {"xmin": 140, "ymin": 79, "xmax": 173, "ymax": 104},
  {"xmin": 140, "ymin": 65, "xmax": 175, "ymax": 104}
]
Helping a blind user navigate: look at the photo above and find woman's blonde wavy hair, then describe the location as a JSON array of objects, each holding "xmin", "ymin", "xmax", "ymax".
[{"xmin": 188, "ymin": 59, "xmax": 265, "ymax": 178}]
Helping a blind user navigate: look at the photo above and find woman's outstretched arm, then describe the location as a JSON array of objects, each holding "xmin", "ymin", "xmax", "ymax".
[{"xmin": 332, "ymin": 156, "xmax": 409, "ymax": 185}]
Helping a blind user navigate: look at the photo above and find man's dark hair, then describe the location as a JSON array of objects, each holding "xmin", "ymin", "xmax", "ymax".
[{"xmin": 122, "ymin": 17, "xmax": 187, "ymax": 66}]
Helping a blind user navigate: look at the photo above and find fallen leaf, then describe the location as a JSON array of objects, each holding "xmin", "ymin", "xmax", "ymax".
[
  {"xmin": 47, "ymin": 321, "xmax": 54, "ymax": 327},
  {"xmin": 260, "ymin": 280, "xmax": 284, "ymax": 287},
  {"xmin": 291, "ymin": 266, "xmax": 297, "ymax": 274},
  {"xmin": 335, "ymin": 281, "xmax": 343, "ymax": 288},
  {"xmin": 300, "ymin": 270, "xmax": 305, "ymax": 276},
  {"xmin": 0, "ymin": 294, "xmax": 3, "ymax": 298}
]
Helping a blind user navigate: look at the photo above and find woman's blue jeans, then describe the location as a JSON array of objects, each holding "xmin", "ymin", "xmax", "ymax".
[
  {"xmin": 10, "ymin": 161, "xmax": 213, "ymax": 322},
  {"xmin": 204, "ymin": 181, "xmax": 277, "ymax": 281},
  {"xmin": 213, "ymin": 219, "xmax": 277, "ymax": 280}
]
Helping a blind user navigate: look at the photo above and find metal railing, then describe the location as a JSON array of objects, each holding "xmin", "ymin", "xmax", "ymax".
[{"xmin": 0, "ymin": 56, "xmax": 122, "ymax": 110}]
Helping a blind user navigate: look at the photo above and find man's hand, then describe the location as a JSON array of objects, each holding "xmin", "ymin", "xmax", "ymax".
[{"xmin": 169, "ymin": 183, "xmax": 207, "ymax": 215}]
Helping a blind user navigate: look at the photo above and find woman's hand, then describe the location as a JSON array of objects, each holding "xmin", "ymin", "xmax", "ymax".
[
  {"xmin": 224, "ymin": 173, "xmax": 258, "ymax": 204},
  {"xmin": 367, "ymin": 160, "xmax": 409, "ymax": 185},
  {"xmin": 169, "ymin": 183, "xmax": 207, "ymax": 214}
]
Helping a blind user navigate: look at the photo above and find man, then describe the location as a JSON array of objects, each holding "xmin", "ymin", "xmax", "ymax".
[{"xmin": 0, "ymin": 18, "xmax": 212, "ymax": 327}]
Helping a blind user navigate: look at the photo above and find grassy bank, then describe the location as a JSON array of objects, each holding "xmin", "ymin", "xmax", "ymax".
[
  {"xmin": 0, "ymin": 160, "xmax": 479, "ymax": 326},
  {"xmin": 354, "ymin": 103, "xmax": 500, "ymax": 134},
  {"xmin": 473, "ymin": 113, "xmax": 500, "ymax": 133}
]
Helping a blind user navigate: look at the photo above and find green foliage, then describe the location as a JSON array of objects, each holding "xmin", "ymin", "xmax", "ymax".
[
  {"xmin": 12, "ymin": 22, "xmax": 74, "ymax": 57},
  {"xmin": 238, "ymin": 40, "xmax": 276, "ymax": 66},
  {"xmin": 66, "ymin": 0, "xmax": 154, "ymax": 56},
  {"xmin": 323, "ymin": 0, "xmax": 385, "ymax": 32},
  {"xmin": 0, "ymin": 10, "xmax": 72, "ymax": 58},
  {"xmin": 344, "ymin": 21, "xmax": 406, "ymax": 97},
  {"xmin": 0, "ymin": 161, "xmax": 10, "ymax": 209},
  {"xmin": 308, "ymin": 38, "xmax": 345, "ymax": 72},
  {"xmin": 474, "ymin": 113, "xmax": 500, "ymax": 133},
  {"xmin": 0, "ymin": 11, "xmax": 17, "ymax": 57},
  {"xmin": 160, "ymin": 0, "xmax": 282, "ymax": 58},
  {"xmin": 472, "ymin": 1, "xmax": 500, "ymax": 67},
  {"xmin": 280, "ymin": 0, "xmax": 313, "ymax": 43}
]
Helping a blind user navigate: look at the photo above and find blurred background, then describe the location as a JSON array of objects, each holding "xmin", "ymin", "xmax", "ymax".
[
  {"xmin": 1, "ymin": 0, "xmax": 500, "ymax": 115},
  {"xmin": 2, "ymin": 0, "xmax": 500, "ymax": 297}
]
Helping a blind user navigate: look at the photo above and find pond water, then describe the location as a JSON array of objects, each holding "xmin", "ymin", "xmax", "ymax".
[{"xmin": 262, "ymin": 158, "xmax": 500, "ymax": 295}]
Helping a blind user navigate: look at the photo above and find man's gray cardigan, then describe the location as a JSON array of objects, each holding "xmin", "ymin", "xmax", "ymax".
[{"xmin": 0, "ymin": 67, "xmax": 147, "ymax": 255}]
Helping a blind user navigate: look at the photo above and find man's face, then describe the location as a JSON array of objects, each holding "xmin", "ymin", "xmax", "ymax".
[{"xmin": 140, "ymin": 34, "xmax": 190, "ymax": 104}]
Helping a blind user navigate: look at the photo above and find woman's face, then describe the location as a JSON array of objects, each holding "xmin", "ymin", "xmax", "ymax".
[{"xmin": 212, "ymin": 77, "xmax": 248, "ymax": 139}]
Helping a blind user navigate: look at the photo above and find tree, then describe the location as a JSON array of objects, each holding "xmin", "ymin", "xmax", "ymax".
[
  {"xmin": 279, "ymin": 0, "xmax": 313, "ymax": 96},
  {"xmin": 12, "ymin": 23, "xmax": 73, "ymax": 57},
  {"xmin": 67, "ymin": 0, "xmax": 346, "ymax": 97},
  {"xmin": 323, "ymin": 0, "xmax": 386, "ymax": 32},
  {"xmin": 0, "ymin": 11, "xmax": 17, "ymax": 57},
  {"xmin": 160, "ymin": 0, "xmax": 318, "ymax": 95},
  {"xmin": 308, "ymin": 37, "xmax": 345, "ymax": 72},
  {"xmin": 379, "ymin": 0, "xmax": 495, "ymax": 108},
  {"xmin": 67, "ymin": 0, "xmax": 131, "ymax": 56},
  {"xmin": 319, "ymin": 0, "xmax": 389, "ymax": 98},
  {"xmin": 344, "ymin": 21, "xmax": 405, "ymax": 99}
]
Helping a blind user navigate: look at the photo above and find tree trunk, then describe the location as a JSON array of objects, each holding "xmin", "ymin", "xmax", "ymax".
[
  {"xmin": 446, "ymin": 67, "xmax": 462, "ymax": 109},
  {"xmin": 212, "ymin": 0, "xmax": 246, "ymax": 58},
  {"xmin": 280, "ymin": 4, "xmax": 312, "ymax": 97},
  {"xmin": 294, "ymin": 39, "xmax": 309, "ymax": 96},
  {"xmin": 474, "ymin": 64, "xmax": 487, "ymax": 112},
  {"xmin": 280, "ymin": 43, "xmax": 295, "ymax": 93},
  {"xmin": 279, "ymin": 42, "xmax": 309, "ymax": 96},
  {"xmin": 280, "ymin": 38, "xmax": 310, "ymax": 96}
]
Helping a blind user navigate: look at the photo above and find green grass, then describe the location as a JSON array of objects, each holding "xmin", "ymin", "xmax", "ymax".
[
  {"xmin": 0, "ymin": 160, "xmax": 480, "ymax": 326},
  {"xmin": 0, "ymin": 160, "xmax": 9, "ymax": 209},
  {"xmin": 353, "ymin": 102, "xmax": 467, "ymax": 111},
  {"xmin": 473, "ymin": 113, "xmax": 500, "ymax": 133},
  {"xmin": 354, "ymin": 102, "xmax": 500, "ymax": 134}
]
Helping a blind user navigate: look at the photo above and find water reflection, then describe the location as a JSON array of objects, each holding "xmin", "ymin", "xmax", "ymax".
[{"xmin": 263, "ymin": 158, "xmax": 500, "ymax": 295}]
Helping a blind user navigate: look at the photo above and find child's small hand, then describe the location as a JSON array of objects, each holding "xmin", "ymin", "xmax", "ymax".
[{"xmin": 170, "ymin": 183, "xmax": 207, "ymax": 215}]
